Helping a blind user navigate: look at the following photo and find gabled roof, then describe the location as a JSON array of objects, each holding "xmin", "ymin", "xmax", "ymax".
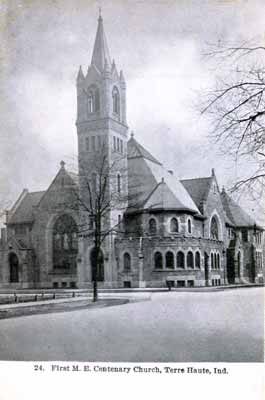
[
  {"xmin": 144, "ymin": 181, "xmax": 193, "ymax": 210},
  {"xmin": 127, "ymin": 137, "xmax": 199, "ymax": 214},
  {"xmin": 221, "ymin": 190, "xmax": 258, "ymax": 228},
  {"xmin": 127, "ymin": 136, "xmax": 162, "ymax": 165},
  {"xmin": 8, "ymin": 191, "xmax": 44, "ymax": 224},
  {"xmin": 181, "ymin": 177, "xmax": 212, "ymax": 208}
]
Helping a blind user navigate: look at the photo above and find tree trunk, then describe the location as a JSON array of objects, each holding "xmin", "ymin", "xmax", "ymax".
[{"xmin": 93, "ymin": 279, "xmax": 98, "ymax": 302}]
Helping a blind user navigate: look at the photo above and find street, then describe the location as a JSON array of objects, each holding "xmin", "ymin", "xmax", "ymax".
[{"xmin": 0, "ymin": 288, "xmax": 263, "ymax": 362}]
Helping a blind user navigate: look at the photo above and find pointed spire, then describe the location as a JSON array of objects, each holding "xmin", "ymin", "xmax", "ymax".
[
  {"xmin": 77, "ymin": 65, "xmax": 84, "ymax": 81},
  {"xmin": 91, "ymin": 13, "xmax": 111, "ymax": 72}
]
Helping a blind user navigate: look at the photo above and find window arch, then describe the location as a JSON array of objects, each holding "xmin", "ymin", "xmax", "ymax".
[
  {"xmin": 187, "ymin": 251, "xmax": 194, "ymax": 268},
  {"xmin": 210, "ymin": 216, "xmax": 219, "ymax": 240},
  {"xmin": 112, "ymin": 86, "xmax": 120, "ymax": 115},
  {"xmin": 166, "ymin": 251, "xmax": 174, "ymax": 269},
  {"xmin": 177, "ymin": 251, "xmax": 185, "ymax": 269},
  {"xmin": 217, "ymin": 253, "xmax": 220, "ymax": 270},
  {"xmin": 187, "ymin": 218, "xmax": 192, "ymax": 234},
  {"xmin": 123, "ymin": 252, "xmax": 131, "ymax": 272},
  {"xmin": 154, "ymin": 251, "xmax": 163, "ymax": 269},
  {"xmin": 53, "ymin": 214, "xmax": 78, "ymax": 270},
  {"xmin": 195, "ymin": 251, "xmax": 201, "ymax": 269},
  {"xmin": 170, "ymin": 217, "xmax": 179, "ymax": 233},
  {"xmin": 214, "ymin": 253, "xmax": 217, "ymax": 269},
  {"xmin": 211, "ymin": 253, "xmax": 214, "ymax": 269},
  {"xmin": 87, "ymin": 85, "xmax": 100, "ymax": 114},
  {"xmin": 149, "ymin": 218, "xmax": 157, "ymax": 235},
  {"xmin": 117, "ymin": 173, "xmax": 121, "ymax": 193}
]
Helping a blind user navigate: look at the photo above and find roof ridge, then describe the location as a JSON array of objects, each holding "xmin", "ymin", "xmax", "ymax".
[
  {"xmin": 28, "ymin": 190, "xmax": 46, "ymax": 195},
  {"xmin": 181, "ymin": 176, "xmax": 212, "ymax": 182}
]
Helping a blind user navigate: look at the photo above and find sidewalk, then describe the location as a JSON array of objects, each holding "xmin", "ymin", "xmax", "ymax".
[
  {"xmin": 0, "ymin": 295, "xmax": 144, "ymax": 320},
  {"xmin": 0, "ymin": 283, "xmax": 263, "ymax": 297}
]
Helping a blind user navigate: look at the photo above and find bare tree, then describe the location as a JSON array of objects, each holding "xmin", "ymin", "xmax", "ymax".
[
  {"xmin": 66, "ymin": 142, "xmax": 139, "ymax": 302},
  {"xmin": 201, "ymin": 40, "xmax": 265, "ymax": 197}
]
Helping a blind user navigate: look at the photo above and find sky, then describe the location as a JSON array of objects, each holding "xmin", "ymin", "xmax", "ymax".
[{"xmin": 1, "ymin": 0, "xmax": 265, "ymax": 222}]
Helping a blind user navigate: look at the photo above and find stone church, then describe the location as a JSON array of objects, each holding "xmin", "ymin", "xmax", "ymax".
[{"xmin": 0, "ymin": 15, "xmax": 264, "ymax": 289}]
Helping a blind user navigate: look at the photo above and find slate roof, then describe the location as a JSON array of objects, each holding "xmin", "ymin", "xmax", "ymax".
[
  {"xmin": 181, "ymin": 177, "xmax": 212, "ymax": 208},
  {"xmin": 127, "ymin": 136, "xmax": 162, "ymax": 165},
  {"xmin": 8, "ymin": 191, "xmax": 44, "ymax": 224},
  {"xmin": 221, "ymin": 190, "xmax": 258, "ymax": 228},
  {"xmin": 127, "ymin": 137, "xmax": 199, "ymax": 214},
  {"xmin": 68, "ymin": 171, "xmax": 79, "ymax": 185}
]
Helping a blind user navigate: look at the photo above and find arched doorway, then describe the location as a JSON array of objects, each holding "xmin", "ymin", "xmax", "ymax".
[
  {"xmin": 90, "ymin": 247, "xmax": 104, "ymax": 282},
  {"xmin": 9, "ymin": 253, "xmax": 19, "ymax": 283}
]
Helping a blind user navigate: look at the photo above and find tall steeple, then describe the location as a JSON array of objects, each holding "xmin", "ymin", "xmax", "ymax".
[
  {"xmin": 76, "ymin": 12, "xmax": 128, "ymax": 288},
  {"xmin": 91, "ymin": 13, "xmax": 111, "ymax": 72}
]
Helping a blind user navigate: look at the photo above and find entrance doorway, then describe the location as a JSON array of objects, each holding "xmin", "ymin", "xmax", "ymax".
[
  {"xmin": 9, "ymin": 253, "xmax": 19, "ymax": 283},
  {"xmin": 90, "ymin": 247, "xmax": 104, "ymax": 282}
]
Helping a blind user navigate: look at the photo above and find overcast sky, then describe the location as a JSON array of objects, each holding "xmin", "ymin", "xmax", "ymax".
[{"xmin": 1, "ymin": 0, "xmax": 265, "ymax": 221}]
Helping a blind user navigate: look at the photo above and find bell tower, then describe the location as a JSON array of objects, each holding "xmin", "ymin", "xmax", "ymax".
[{"xmin": 76, "ymin": 13, "xmax": 128, "ymax": 288}]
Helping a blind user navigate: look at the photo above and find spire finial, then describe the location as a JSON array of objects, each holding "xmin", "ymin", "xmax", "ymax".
[
  {"xmin": 98, "ymin": 6, "xmax": 102, "ymax": 20},
  {"xmin": 131, "ymin": 131, "xmax": 134, "ymax": 138},
  {"xmin": 60, "ymin": 160, "xmax": 65, "ymax": 169}
]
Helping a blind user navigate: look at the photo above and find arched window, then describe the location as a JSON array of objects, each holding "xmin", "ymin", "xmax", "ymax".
[
  {"xmin": 170, "ymin": 218, "xmax": 179, "ymax": 233},
  {"xmin": 154, "ymin": 251, "xmax": 163, "ymax": 269},
  {"xmin": 177, "ymin": 251, "xmax": 185, "ymax": 269},
  {"xmin": 217, "ymin": 253, "xmax": 220, "ymax": 270},
  {"xmin": 88, "ymin": 92, "xmax": 93, "ymax": 113},
  {"xmin": 123, "ymin": 253, "xmax": 131, "ymax": 272},
  {"xmin": 187, "ymin": 251, "xmax": 194, "ymax": 268},
  {"xmin": 187, "ymin": 218, "xmax": 192, "ymax": 234},
  {"xmin": 149, "ymin": 218, "xmax": 157, "ymax": 235},
  {"xmin": 117, "ymin": 173, "xmax": 121, "ymax": 193},
  {"xmin": 195, "ymin": 251, "xmax": 201, "ymax": 269},
  {"xmin": 87, "ymin": 85, "xmax": 100, "ymax": 114},
  {"xmin": 214, "ymin": 253, "xmax": 217, "ymax": 269},
  {"xmin": 9, "ymin": 253, "xmax": 19, "ymax": 283},
  {"xmin": 112, "ymin": 86, "xmax": 120, "ymax": 115},
  {"xmin": 166, "ymin": 251, "xmax": 174, "ymax": 269},
  {"xmin": 53, "ymin": 215, "xmax": 78, "ymax": 270},
  {"xmin": 210, "ymin": 216, "xmax": 219, "ymax": 240},
  {"xmin": 211, "ymin": 253, "xmax": 214, "ymax": 269}
]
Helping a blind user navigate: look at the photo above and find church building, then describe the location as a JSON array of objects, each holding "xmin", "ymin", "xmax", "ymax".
[{"xmin": 0, "ymin": 15, "xmax": 264, "ymax": 289}]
